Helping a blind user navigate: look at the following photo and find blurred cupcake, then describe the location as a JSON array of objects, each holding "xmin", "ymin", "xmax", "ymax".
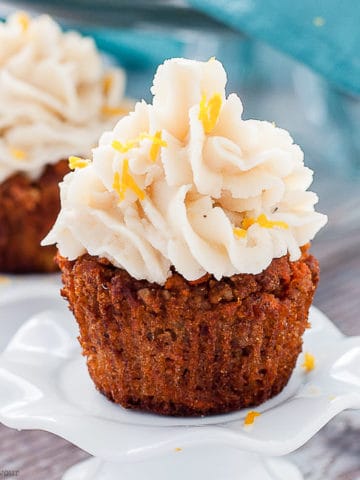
[
  {"xmin": 0, "ymin": 12, "xmax": 128, "ymax": 272},
  {"xmin": 44, "ymin": 58, "xmax": 327, "ymax": 416}
]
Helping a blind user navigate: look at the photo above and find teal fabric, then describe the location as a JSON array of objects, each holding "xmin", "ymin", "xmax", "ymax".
[
  {"xmin": 1, "ymin": 1, "xmax": 359, "ymax": 95},
  {"xmin": 188, "ymin": 0, "xmax": 360, "ymax": 96}
]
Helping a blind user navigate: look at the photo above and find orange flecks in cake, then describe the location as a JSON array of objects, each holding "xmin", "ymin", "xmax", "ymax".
[
  {"xmin": 302, "ymin": 352, "xmax": 315, "ymax": 372},
  {"xmin": 68, "ymin": 156, "xmax": 90, "ymax": 170},
  {"xmin": 10, "ymin": 147, "xmax": 27, "ymax": 161},
  {"xmin": 233, "ymin": 227, "xmax": 247, "ymax": 239},
  {"xmin": 101, "ymin": 105, "xmax": 128, "ymax": 117},
  {"xmin": 112, "ymin": 132, "xmax": 167, "ymax": 162},
  {"xmin": 17, "ymin": 12, "xmax": 30, "ymax": 31},
  {"xmin": 102, "ymin": 73, "xmax": 113, "ymax": 95},
  {"xmin": 244, "ymin": 411, "xmax": 261, "ymax": 426},
  {"xmin": 242, "ymin": 214, "xmax": 288, "ymax": 231},
  {"xmin": 113, "ymin": 158, "xmax": 145, "ymax": 202},
  {"xmin": 199, "ymin": 92, "xmax": 222, "ymax": 134}
]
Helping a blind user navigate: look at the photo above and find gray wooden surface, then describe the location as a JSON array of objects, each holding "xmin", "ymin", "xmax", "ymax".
[{"xmin": 0, "ymin": 176, "xmax": 359, "ymax": 479}]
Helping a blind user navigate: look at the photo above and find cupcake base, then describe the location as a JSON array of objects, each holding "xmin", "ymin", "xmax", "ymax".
[
  {"xmin": 0, "ymin": 160, "xmax": 69, "ymax": 273},
  {"xmin": 58, "ymin": 246, "xmax": 319, "ymax": 416}
]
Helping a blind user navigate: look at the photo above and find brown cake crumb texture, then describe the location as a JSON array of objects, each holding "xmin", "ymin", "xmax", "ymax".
[
  {"xmin": 0, "ymin": 160, "xmax": 69, "ymax": 273},
  {"xmin": 58, "ymin": 246, "xmax": 319, "ymax": 416}
]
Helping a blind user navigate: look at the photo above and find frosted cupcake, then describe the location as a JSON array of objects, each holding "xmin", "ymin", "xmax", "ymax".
[
  {"xmin": 0, "ymin": 12, "xmax": 128, "ymax": 272},
  {"xmin": 44, "ymin": 58, "xmax": 327, "ymax": 416}
]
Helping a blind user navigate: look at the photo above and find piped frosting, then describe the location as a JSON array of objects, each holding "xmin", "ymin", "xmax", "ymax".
[
  {"xmin": 0, "ymin": 12, "xmax": 127, "ymax": 182},
  {"xmin": 43, "ymin": 57, "xmax": 327, "ymax": 284}
]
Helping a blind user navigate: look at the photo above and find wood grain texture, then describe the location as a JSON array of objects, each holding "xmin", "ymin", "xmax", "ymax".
[{"xmin": 0, "ymin": 181, "xmax": 359, "ymax": 479}]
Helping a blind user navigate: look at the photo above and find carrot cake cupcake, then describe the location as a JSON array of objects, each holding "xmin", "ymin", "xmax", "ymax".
[
  {"xmin": 44, "ymin": 57, "xmax": 327, "ymax": 416},
  {"xmin": 0, "ymin": 12, "xmax": 128, "ymax": 272}
]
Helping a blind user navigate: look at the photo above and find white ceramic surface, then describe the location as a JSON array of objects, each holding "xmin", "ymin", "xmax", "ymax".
[{"xmin": 0, "ymin": 277, "xmax": 359, "ymax": 480}]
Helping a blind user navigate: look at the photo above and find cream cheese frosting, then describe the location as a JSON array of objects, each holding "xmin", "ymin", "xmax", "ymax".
[
  {"xmin": 43, "ymin": 57, "xmax": 327, "ymax": 284},
  {"xmin": 0, "ymin": 12, "xmax": 127, "ymax": 183}
]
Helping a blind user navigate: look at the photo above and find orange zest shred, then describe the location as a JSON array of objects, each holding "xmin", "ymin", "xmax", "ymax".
[
  {"xmin": 199, "ymin": 92, "xmax": 222, "ymax": 134},
  {"xmin": 242, "ymin": 214, "xmax": 288, "ymax": 231},
  {"xmin": 302, "ymin": 352, "xmax": 315, "ymax": 372},
  {"xmin": 208, "ymin": 56, "xmax": 216, "ymax": 62},
  {"xmin": 101, "ymin": 105, "xmax": 128, "ymax": 117},
  {"xmin": 234, "ymin": 214, "xmax": 288, "ymax": 239},
  {"xmin": 112, "ymin": 139, "xmax": 138, "ymax": 154},
  {"xmin": 112, "ymin": 131, "xmax": 167, "ymax": 163},
  {"xmin": 17, "ymin": 12, "xmax": 30, "ymax": 31},
  {"xmin": 141, "ymin": 131, "xmax": 167, "ymax": 162},
  {"xmin": 244, "ymin": 411, "xmax": 261, "ymax": 426},
  {"xmin": 68, "ymin": 156, "xmax": 90, "ymax": 169},
  {"xmin": 102, "ymin": 73, "xmax": 113, "ymax": 95},
  {"xmin": 10, "ymin": 147, "xmax": 27, "ymax": 160},
  {"xmin": 174, "ymin": 447, "xmax": 183, "ymax": 452},
  {"xmin": 113, "ymin": 158, "xmax": 145, "ymax": 202},
  {"xmin": 233, "ymin": 227, "xmax": 247, "ymax": 239}
]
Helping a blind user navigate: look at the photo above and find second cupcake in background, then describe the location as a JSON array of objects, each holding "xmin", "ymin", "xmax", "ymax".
[{"xmin": 0, "ymin": 12, "xmax": 128, "ymax": 273}]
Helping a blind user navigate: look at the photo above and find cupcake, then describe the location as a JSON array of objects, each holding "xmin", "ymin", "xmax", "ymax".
[
  {"xmin": 0, "ymin": 12, "xmax": 128, "ymax": 273},
  {"xmin": 44, "ymin": 58, "xmax": 327, "ymax": 416}
]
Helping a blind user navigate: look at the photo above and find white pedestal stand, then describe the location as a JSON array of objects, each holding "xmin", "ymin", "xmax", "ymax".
[{"xmin": 0, "ymin": 278, "xmax": 359, "ymax": 480}]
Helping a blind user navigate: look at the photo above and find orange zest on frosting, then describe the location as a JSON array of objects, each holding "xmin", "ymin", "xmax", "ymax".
[
  {"xmin": 244, "ymin": 411, "xmax": 261, "ymax": 426},
  {"xmin": 174, "ymin": 447, "xmax": 183, "ymax": 452},
  {"xmin": 242, "ymin": 214, "xmax": 288, "ymax": 231},
  {"xmin": 199, "ymin": 92, "xmax": 222, "ymax": 134},
  {"xmin": 141, "ymin": 131, "xmax": 167, "ymax": 162},
  {"xmin": 101, "ymin": 105, "xmax": 128, "ymax": 117},
  {"xmin": 112, "ymin": 139, "xmax": 138, "ymax": 154},
  {"xmin": 302, "ymin": 352, "xmax": 315, "ymax": 372},
  {"xmin": 113, "ymin": 158, "xmax": 145, "ymax": 202},
  {"xmin": 233, "ymin": 227, "xmax": 247, "ymax": 239},
  {"xmin": 112, "ymin": 131, "xmax": 167, "ymax": 162},
  {"xmin": 17, "ymin": 12, "xmax": 30, "ymax": 31},
  {"xmin": 68, "ymin": 156, "xmax": 90, "ymax": 169},
  {"xmin": 10, "ymin": 147, "xmax": 27, "ymax": 160},
  {"xmin": 102, "ymin": 73, "xmax": 113, "ymax": 95}
]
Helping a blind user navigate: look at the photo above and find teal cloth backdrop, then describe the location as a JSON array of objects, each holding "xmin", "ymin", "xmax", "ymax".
[{"xmin": 0, "ymin": 0, "xmax": 359, "ymax": 95}]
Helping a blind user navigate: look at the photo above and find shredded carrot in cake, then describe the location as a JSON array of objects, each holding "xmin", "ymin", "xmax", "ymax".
[
  {"xmin": 242, "ymin": 214, "xmax": 288, "ymax": 231},
  {"xmin": 113, "ymin": 158, "xmax": 145, "ymax": 202},
  {"xmin": 233, "ymin": 227, "xmax": 247, "ymax": 239},
  {"xmin": 68, "ymin": 156, "xmax": 90, "ymax": 169},
  {"xmin": 302, "ymin": 352, "xmax": 315, "ymax": 372},
  {"xmin": 10, "ymin": 147, "xmax": 27, "ymax": 161},
  {"xmin": 17, "ymin": 12, "xmax": 30, "ymax": 31},
  {"xmin": 244, "ymin": 411, "xmax": 261, "ymax": 426},
  {"xmin": 101, "ymin": 105, "xmax": 128, "ymax": 117},
  {"xmin": 199, "ymin": 92, "xmax": 222, "ymax": 134}
]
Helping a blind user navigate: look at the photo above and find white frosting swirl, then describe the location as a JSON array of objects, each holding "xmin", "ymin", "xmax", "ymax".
[
  {"xmin": 44, "ymin": 58, "xmax": 327, "ymax": 284},
  {"xmin": 0, "ymin": 12, "xmax": 127, "ymax": 182}
]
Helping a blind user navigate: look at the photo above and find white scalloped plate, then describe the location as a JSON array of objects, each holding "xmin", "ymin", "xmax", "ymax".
[{"xmin": 0, "ymin": 276, "xmax": 360, "ymax": 479}]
